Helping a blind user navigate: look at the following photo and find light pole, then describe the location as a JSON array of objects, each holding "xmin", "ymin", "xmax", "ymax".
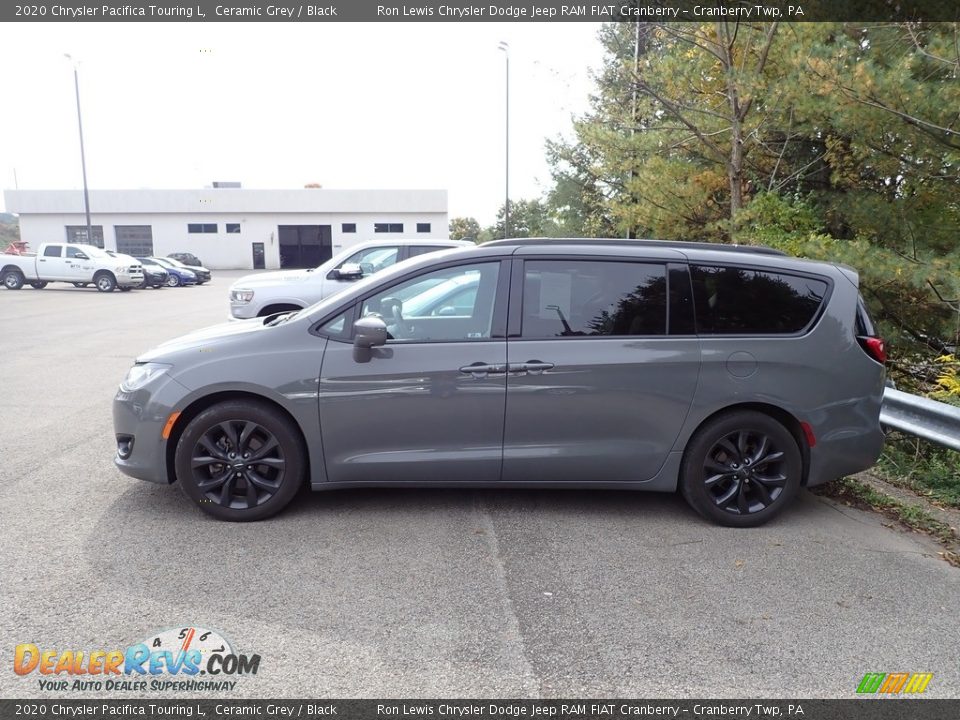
[
  {"xmin": 497, "ymin": 41, "xmax": 510, "ymax": 239},
  {"xmin": 64, "ymin": 53, "xmax": 94, "ymax": 247}
]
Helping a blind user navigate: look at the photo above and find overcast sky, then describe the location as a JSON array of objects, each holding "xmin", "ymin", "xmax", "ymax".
[{"xmin": 0, "ymin": 22, "xmax": 605, "ymax": 225}]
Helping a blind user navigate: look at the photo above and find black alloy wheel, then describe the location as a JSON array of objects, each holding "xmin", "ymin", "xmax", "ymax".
[
  {"xmin": 175, "ymin": 401, "xmax": 305, "ymax": 521},
  {"xmin": 680, "ymin": 410, "xmax": 801, "ymax": 527}
]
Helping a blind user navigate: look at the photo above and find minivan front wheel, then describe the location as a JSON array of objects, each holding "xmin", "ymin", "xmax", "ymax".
[
  {"xmin": 680, "ymin": 410, "xmax": 801, "ymax": 528},
  {"xmin": 175, "ymin": 401, "xmax": 306, "ymax": 521}
]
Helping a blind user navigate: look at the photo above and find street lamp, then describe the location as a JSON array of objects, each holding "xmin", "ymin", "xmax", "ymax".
[
  {"xmin": 64, "ymin": 53, "xmax": 94, "ymax": 247},
  {"xmin": 497, "ymin": 41, "xmax": 509, "ymax": 239}
]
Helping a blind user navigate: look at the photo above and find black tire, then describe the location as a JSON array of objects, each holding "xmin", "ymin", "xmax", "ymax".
[
  {"xmin": 166, "ymin": 274, "xmax": 181, "ymax": 288},
  {"xmin": 175, "ymin": 401, "xmax": 306, "ymax": 521},
  {"xmin": 3, "ymin": 270, "xmax": 24, "ymax": 290},
  {"xmin": 73, "ymin": 282, "xmax": 89, "ymax": 288},
  {"xmin": 119, "ymin": 286, "xmax": 132, "ymax": 292},
  {"xmin": 680, "ymin": 410, "xmax": 802, "ymax": 528},
  {"xmin": 29, "ymin": 281, "xmax": 48, "ymax": 289},
  {"xmin": 94, "ymin": 272, "xmax": 116, "ymax": 293}
]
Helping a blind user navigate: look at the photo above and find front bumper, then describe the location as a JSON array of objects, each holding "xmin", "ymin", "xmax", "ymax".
[
  {"xmin": 117, "ymin": 270, "xmax": 144, "ymax": 288},
  {"xmin": 112, "ymin": 374, "xmax": 191, "ymax": 484},
  {"xmin": 230, "ymin": 302, "xmax": 257, "ymax": 320}
]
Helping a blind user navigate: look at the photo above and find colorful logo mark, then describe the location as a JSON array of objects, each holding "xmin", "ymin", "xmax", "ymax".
[{"xmin": 856, "ymin": 672, "xmax": 933, "ymax": 695}]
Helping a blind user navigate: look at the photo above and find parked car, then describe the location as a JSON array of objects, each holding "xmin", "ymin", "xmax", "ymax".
[
  {"xmin": 136, "ymin": 261, "xmax": 169, "ymax": 289},
  {"xmin": 138, "ymin": 257, "xmax": 197, "ymax": 287},
  {"xmin": 168, "ymin": 252, "xmax": 203, "ymax": 267},
  {"xmin": 163, "ymin": 256, "xmax": 211, "ymax": 284},
  {"xmin": 114, "ymin": 238, "xmax": 886, "ymax": 526},
  {"xmin": 228, "ymin": 239, "xmax": 472, "ymax": 319},
  {"xmin": 2, "ymin": 243, "xmax": 143, "ymax": 292}
]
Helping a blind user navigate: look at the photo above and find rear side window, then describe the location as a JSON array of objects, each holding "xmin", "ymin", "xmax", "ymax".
[
  {"xmin": 44, "ymin": 246, "xmax": 62, "ymax": 257},
  {"xmin": 691, "ymin": 265, "xmax": 828, "ymax": 335},
  {"xmin": 408, "ymin": 245, "xmax": 450, "ymax": 259},
  {"xmin": 521, "ymin": 260, "xmax": 667, "ymax": 338}
]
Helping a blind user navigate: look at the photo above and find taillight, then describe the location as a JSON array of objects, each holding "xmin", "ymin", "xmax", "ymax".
[{"xmin": 857, "ymin": 336, "xmax": 886, "ymax": 364}]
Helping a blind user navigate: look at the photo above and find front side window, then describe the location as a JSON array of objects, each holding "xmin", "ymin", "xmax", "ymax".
[
  {"xmin": 521, "ymin": 260, "xmax": 667, "ymax": 338},
  {"xmin": 690, "ymin": 265, "xmax": 828, "ymax": 335},
  {"xmin": 360, "ymin": 262, "xmax": 500, "ymax": 342},
  {"xmin": 339, "ymin": 246, "xmax": 399, "ymax": 275}
]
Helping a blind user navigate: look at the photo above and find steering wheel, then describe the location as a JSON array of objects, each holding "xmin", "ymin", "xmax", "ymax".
[{"xmin": 383, "ymin": 297, "xmax": 409, "ymax": 338}]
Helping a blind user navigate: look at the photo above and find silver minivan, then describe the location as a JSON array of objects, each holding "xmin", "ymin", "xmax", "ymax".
[{"xmin": 114, "ymin": 239, "xmax": 886, "ymax": 527}]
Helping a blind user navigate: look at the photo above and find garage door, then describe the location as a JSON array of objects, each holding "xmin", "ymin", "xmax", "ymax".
[{"xmin": 115, "ymin": 226, "xmax": 154, "ymax": 257}]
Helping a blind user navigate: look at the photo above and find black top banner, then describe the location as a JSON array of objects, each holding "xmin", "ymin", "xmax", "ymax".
[{"xmin": 4, "ymin": 0, "xmax": 960, "ymax": 23}]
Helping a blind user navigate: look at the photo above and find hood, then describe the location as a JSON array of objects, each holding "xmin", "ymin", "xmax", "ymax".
[
  {"xmin": 231, "ymin": 269, "xmax": 317, "ymax": 288},
  {"xmin": 138, "ymin": 317, "xmax": 273, "ymax": 362}
]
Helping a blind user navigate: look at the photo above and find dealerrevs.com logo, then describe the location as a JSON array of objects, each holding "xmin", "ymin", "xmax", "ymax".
[
  {"xmin": 13, "ymin": 626, "xmax": 260, "ymax": 692},
  {"xmin": 856, "ymin": 672, "xmax": 934, "ymax": 695}
]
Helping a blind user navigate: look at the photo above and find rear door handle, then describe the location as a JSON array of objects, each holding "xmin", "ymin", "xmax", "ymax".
[
  {"xmin": 459, "ymin": 362, "xmax": 506, "ymax": 379},
  {"xmin": 508, "ymin": 361, "xmax": 555, "ymax": 375}
]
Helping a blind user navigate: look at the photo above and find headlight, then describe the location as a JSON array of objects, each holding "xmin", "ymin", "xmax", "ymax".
[
  {"xmin": 120, "ymin": 363, "xmax": 171, "ymax": 392},
  {"xmin": 231, "ymin": 288, "xmax": 254, "ymax": 303},
  {"xmin": 116, "ymin": 265, "xmax": 126, "ymax": 272}
]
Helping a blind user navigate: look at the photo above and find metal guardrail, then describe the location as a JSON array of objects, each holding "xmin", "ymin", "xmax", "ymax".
[{"xmin": 881, "ymin": 387, "xmax": 960, "ymax": 452}]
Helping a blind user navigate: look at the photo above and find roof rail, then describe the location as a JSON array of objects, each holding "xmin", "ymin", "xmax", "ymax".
[{"xmin": 481, "ymin": 237, "xmax": 788, "ymax": 257}]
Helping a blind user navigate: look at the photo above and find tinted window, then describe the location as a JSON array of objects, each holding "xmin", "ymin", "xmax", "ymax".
[
  {"xmin": 341, "ymin": 223, "xmax": 356, "ymax": 233},
  {"xmin": 226, "ymin": 223, "xmax": 241, "ymax": 234},
  {"xmin": 691, "ymin": 265, "xmax": 828, "ymax": 335},
  {"xmin": 360, "ymin": 262, "xmax": 500, "ymax": 342},
  {"xmin": 374, "ymin": 223, "xmax": 403, "ymax": 233},
  {"xmin": 65, "ymin": 246, "xmax": 88, "ymax": 258},
  {"xmin": 407, "ymin": 245, "xmax": 450, "ymax": 259},
  {"xmin": 43, "ymin": 245, "xmax": 62, "ymax": 257},
  {"xmin": 521, "ymin": 261, "xmax": 667, "ymax": 338},
  {"xmin": 188, "ymin": 223, "xmax": 217, "ymax": 233},
  {"xmin": 416, "ymin": 223, "xmax": 431, "ymax": 233}
]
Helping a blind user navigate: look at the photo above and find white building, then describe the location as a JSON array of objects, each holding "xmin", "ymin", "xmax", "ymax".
[{"xmin": 3, "ymin": 187, "xmax": 448, "ymax": 270}]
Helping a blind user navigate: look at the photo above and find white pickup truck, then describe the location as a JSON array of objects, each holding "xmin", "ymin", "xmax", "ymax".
[
  {"xmin": 1, "ymin": 243, "xmax": 144, "ymax": 292},
  {"xmin": 228, "ymin": 238, "xmax": 472, "ymax": 319}
]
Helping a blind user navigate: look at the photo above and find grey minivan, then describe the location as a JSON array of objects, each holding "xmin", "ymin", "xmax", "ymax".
[{"xmin": 113, "ymin": 239, "xmax": 886, "ymax": 527}]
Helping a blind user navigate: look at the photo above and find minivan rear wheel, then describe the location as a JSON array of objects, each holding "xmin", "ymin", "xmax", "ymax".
[
  {"xmin": 175, "ymin": 401, "xmax": 306, "ymax": 521},
  {"xmin": 680, "ymin": 410, "xmax": 801, "ymax": 528}
]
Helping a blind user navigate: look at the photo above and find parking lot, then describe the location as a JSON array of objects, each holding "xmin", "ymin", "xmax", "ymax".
[{"xmin": 1, "ymin": 272, "xmax": 959, "ymax": 699}]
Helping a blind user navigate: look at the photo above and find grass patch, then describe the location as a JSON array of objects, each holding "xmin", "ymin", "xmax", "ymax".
[
  {"xmin": 874, "ymin": 432, "xmax": 960, "ymax": 508},
  {"xmin": 817, "ymin": 477, "xmax": 959, "ymax": 566}
]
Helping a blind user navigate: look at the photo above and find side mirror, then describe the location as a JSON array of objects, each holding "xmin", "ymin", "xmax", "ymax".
[
  {"xmin": 334, "ymin": 263, "xmax": 364, "ymax": 280},
  {"xmin": 74, "ymin": 253, "xmax": 88, "ymax": 260},
  {"xmin": 354, "ymin": 315, "xmax": 388, "ymax": 348}
]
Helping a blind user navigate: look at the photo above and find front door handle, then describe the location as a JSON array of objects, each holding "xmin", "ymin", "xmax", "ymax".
[
  {"xmin": 459, "ymin": 362, "xmax": 506, "ymax": 379},
  {"xmin": 508, "ymin": 361, "xmax": 555, "ymax": 375}
]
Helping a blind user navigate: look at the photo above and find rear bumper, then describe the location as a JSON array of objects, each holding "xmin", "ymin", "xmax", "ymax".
[{"xmin": 805, "ymin": 398, "xmax": 885, "ymax": 486}]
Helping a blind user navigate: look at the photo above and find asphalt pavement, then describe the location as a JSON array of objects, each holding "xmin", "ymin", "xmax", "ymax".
[{"xmin": 1, "ymin": 273, "xmax": 958, "ymax": 699}]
